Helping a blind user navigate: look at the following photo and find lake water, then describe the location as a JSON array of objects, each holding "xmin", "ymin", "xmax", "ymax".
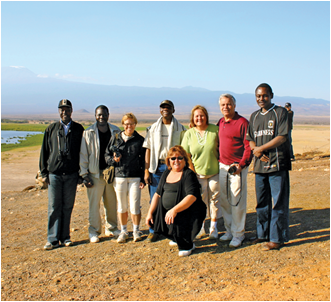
[{"xmin": 1, "ymin": 130, "xmax": 43, "ymax": 144}]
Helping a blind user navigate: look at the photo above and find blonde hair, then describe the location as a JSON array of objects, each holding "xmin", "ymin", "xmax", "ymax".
[
  {"xmin": 121, "ymin": 112, "xmax": 138, "ymax": 125},
  {"xmin": 190, "ymin": 105, "xmax": 209, "ymax": 128}
]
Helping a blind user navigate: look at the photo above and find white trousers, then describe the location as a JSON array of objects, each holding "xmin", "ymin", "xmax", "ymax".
[
  {"xmin": 87, "ymin": 174, "xmax": 118, "ymax": 236},
  {"xmin": 113, "ymin": 177, "xmax": 141, "ymax": 215},
  {"xmin": 198, "ymin": 174, "xmax": 221, "ymax": 220},
  {"xmin": 219, "ymin": 163, "xmax": 248, "ymax": 238}
]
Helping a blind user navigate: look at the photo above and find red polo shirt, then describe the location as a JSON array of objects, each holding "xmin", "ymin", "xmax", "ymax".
[{"xmin": 217, "ymin": 112, "xmax": 252, "ymax": 168}]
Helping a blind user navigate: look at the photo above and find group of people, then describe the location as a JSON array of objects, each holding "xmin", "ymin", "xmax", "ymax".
[{"xmin": 40, "ymin": 82, "xmax": 292, "ymax": 257}]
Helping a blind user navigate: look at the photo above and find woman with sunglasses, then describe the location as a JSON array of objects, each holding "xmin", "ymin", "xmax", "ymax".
[
  {"xmin": 181, "ymin": 105, "xmax": 221, "ymax": 239},
  {"xmin": 105, "ymin": 113, "xmax": 145, "ymax": 243},
  {"xmin": 145, "ymin": 145, "xmax": 206, "ymax": 257}
]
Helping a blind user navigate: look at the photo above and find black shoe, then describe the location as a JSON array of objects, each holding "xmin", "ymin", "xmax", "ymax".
[{"xmin": 146, "ymin": 233, "xmax": 159, "ymax": 243}]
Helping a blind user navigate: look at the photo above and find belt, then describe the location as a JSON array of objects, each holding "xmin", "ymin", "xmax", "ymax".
[{"xmin": 159, "ymin": 159, "xmax": 166, "ymax": 165}]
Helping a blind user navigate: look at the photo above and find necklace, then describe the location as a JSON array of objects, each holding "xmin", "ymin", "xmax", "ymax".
[{"xmin": 195, "ymin": 128, "xmax": 208, "ymax": 146}]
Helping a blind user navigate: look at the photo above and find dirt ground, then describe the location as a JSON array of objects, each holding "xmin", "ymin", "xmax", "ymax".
[{"xmin": 1, "ymin": 126, "xmax": 330, "ymax": 301}]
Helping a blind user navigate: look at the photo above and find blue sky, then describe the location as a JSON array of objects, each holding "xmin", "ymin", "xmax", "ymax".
[{"xmin": 2, "ymin": 1, "xmax": 330, "ymax": 100}]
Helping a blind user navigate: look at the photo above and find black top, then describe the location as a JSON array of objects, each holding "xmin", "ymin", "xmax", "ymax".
[
  {"xmin": 98, "ymin": 128, "xmax": 111, "ymax": 170},
  {"xmin": 152, "ymin": 168, "xmax": 206, "ymax": 238},
  {"xmin": 246, "ymin": 104, "xmax": 291, "ymax": 173},
  {"xmin": 39, "ymin": 121, "xmax": 84, "ymax": 177},
  {"xmin": 287, "ymin": 110, "xmax": 294, "ymax": 130},
  {"xmin": 162, "ymin": 181, "xmax": 180, "ymax": 210}
]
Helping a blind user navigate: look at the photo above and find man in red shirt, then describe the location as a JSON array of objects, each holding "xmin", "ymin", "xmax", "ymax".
[{"xmin": 217, "ymin": 94, "xmax": 252, "ymax": 248}]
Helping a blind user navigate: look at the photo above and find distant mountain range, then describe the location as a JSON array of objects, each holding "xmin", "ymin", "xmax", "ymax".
[{"xmin": 1, "ymin": 66, "xmax": 330, "ymax": 120}]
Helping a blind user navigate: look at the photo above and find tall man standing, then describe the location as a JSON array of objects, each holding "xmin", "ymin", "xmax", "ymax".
[
  {"xmin": 80, "ymin": 105, "xmax": 121, "ymax": 243},
  {"xmin": 285, "ymin": 102, "xmax": 295, "ymax": 161},
  {"xmin": 143, "ymin": 100, "xmax": 186, "ymax": 242},
  {"xmin": 246, "ymin": 83, "xmax": 291, "ymax": 251},
  {"xmin": 217, "ymin": 94, "xmax": 252, "ymax": 248},
  {"xmin": 40, "ymin": 99, "xmax": 84, "ymax": 250}
]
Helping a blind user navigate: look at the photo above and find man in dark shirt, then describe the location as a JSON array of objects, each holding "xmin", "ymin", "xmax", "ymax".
[
  {"xmin": 285, "ymin": 102, "xmax": 295, "ymax": 160},
  {"xmin": 79, "ymin": 105, "xmax": 121, "ymax": 243},
  {"xmin": 246, "ymin": 83, "xmax": 291, "ymax": 251},
  {"xmin": 40, "ymin": 99, "xmax": 84, "ymax": 250}
]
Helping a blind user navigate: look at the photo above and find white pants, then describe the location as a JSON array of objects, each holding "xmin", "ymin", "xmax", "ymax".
[
  {"xmin": 87, "ymin": 174, "xmax": 118, "ymax": 236},
  {"xmin": 113, "ymin": 177, "xmax": 141, "ymax": 215},
  {"xmin": 198, "ymin": 174, "xmax": 221, "ymax": 220},
  {"xmin": 219, "ymin": 163, "xmax": 248, "ymax": 238}
]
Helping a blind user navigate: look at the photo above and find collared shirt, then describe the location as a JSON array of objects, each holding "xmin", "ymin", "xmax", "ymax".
[{"xmin": 60, "ymin": 120, "xmax": 72, "ymax": 136}]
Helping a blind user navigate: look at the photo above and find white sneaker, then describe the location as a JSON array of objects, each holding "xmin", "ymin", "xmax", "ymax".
[
  {"xmin": 169, "ymin": 240, "xmax": 178, "ymax": 246},
  {"xmin": 63, "ymin": 239, "xmax": 73, "ymax": 247},
  {"xmin": 89, "ymin": 235, "xmax": 100, "ymax": 243},
  {"xmin": 195, "ymin": 227, "xmax": 206, "ymax": 239},
  {"xmin": 133, "ymin": 230, "xmax": 143, "ymax": 242},
  {"xmin": 105, "ymin": 228, "xmax": 121, "ymax": 237},
  {"xmin": 219, "ymin": 232, "xmax": 233, "ymax": 241},
  {"xmin": 209, "ymin": 228, "xmax": 219, "ymax": 239},
  {"xmin": 229, "ymin": 235, "xmax": 245, "ymax": 248},
  {"xmin": 178, "ymin": 243, "xmax": 196, "ymax": 257},
  {"xmin": 117, "ymin": 231, "xmax": 129, "ymax": 243}
]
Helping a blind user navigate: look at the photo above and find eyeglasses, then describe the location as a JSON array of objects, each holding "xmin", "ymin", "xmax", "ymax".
[
  {"xmin": 123, "ymin": 123, "xmax": 136, "ymax": 126},
  {"xmin": 170, "ymin": 156, "xmax": 184, "ymax": 161}
]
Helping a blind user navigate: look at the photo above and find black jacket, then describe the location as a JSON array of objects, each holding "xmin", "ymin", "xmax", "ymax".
[
  {"xmin": 105, "ymin": 131, "xmax": 146, "ymax": 183},
  {"xmin": 39, "ymin": 121, "xmax": 84, "ymax": 178}
]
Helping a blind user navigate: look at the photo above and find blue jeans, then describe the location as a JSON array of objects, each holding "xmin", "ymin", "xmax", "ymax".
[
  {"xmin": 255, "ymin": 171, "xmax": 290, "ymax": 243},
  {"xmin": 148, "ymin": 163, "xmax": 167, "ymax": 233},
  {"xmin": 47, "ymin": 172, "xmax": 79, "ymax": 244}
]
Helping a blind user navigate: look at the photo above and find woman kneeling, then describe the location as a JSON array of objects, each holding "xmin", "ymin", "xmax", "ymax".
[{"xmin": 145, "ymin": 145, "xmax": 206, "ymax": 256}]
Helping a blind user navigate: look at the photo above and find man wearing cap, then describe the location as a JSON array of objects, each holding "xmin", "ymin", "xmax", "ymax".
[
  {"xmin": 285, "ymin": 102, "xmax": 295, "ymax": 161},
  {"xmin": 79, "ymin": 105, "xmax": 121, "ymax": 243},
  {"xmin": 143, "ymin": 100, "xmax": 186, "ymax": 242},
  {"xmin": 40, "ymin": 99, "xmax": 84, "ymax": 250}
]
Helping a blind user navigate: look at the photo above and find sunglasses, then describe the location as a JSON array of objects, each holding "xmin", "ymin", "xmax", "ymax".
[{"xmin": 170, "ymin": 156, "xmax": 184, "ymax": 161}]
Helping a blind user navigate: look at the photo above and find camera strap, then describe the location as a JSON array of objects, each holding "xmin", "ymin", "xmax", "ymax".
[{"xmin": 226, "ymin": 171, "xmax": 242, "ymax": 207}]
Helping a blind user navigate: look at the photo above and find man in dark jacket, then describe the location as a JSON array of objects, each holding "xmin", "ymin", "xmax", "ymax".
[
  {"xmin": 285, "ymin": 102, "xmax": 295, "ymax": 161},
  {"xmin": 39, "ymin": 99, "xmax": 84, "ymax": 250}
]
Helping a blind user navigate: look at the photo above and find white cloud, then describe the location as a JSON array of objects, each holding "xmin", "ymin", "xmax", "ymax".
[
  {"xmin": 37, "ymin": 74, "xmax": 49, "ymax": 78},
  {"xmin": 10, "ymin": 66, "xmax": 25, "ymax": 69}
]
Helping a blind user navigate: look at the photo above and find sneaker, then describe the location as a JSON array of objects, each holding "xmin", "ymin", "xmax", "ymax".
[
  {"xmin": 133, "ymin": 230, "xmax": 143, "ymax": 242},
  {"xmin": 219, "ymin": 232, "xmax": 233, "ymax": 241},
  {"xmin": 178, "ymin": 243, "xmax": 196, "ymax": 257},
  {"xmin": 146, "ymin": 232, "xmax": 159, "ymax": 243},
  {"xmin": 117, "ymin": 231, "xmax": 129, "ymax": 243},
  {"xmin": 89, "ymin": 235, "xmax": 100, "ymax": 243},
  {"xmin": 105, "ymin": 228, "xmax": 121, "ymax": 237},
  {"xmin": 229, "ymin": 235, "xmax": 245, "ymax": 248},
  {"xmin": 169, "ymin": 240, "xmax": 178, "ymax": 246},
  {"xmin": 44, "ymin": 242, "xmax": 60, "ymax": 250},
  {"xmin": 63, "ymin": 239, "xmax": 73, "ymax": 247},
  {"xmin": 195, "ymin": 227, "xmax": 206, "ymax": 239},
  {"xmin": 209, "ymin": 227, "xmax": 219, "ymax": 239}
]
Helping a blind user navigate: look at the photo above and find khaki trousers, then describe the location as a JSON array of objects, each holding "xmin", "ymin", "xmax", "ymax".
[
  {"xmin": 87, "ymin": 173, "xmax": 118, "ymax": 236},
  {"xmin": 219, "ymin": 163, "xmax": 248, "ymax": 238}
]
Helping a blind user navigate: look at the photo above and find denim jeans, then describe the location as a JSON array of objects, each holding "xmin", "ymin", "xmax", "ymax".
[
  {"xmin": 148, "ymin": 163, "xmax": 167, "ymax": 233},
  {"xmin": 47, "ymin": 172, "xmax": 78, "ymax": 244},
  {"xmin": 255, "ymin": 170, "xmax": 290, "ymax": 243}
]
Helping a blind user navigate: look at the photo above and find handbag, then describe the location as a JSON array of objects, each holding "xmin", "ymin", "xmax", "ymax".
[{"xmin": 103, "ymin": 165, "xmax": 115, "ymax": 184}]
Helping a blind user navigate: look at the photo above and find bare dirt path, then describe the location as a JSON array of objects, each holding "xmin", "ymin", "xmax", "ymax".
[{"xmin": 1, "ymin": 126, "xmax": 330, "ymax": 301}]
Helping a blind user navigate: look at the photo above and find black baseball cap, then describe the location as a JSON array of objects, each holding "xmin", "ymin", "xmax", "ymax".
[
  {"xmin": 58, "ymin": 99, "xmax": 72, "ymax": 108},
  {"xmin": 160, "ymin": 100, "xmax": 174, "ymax": 109},
  {"xmin": 285, "ymin": 102, "xmax": 291, "ymax": 107}
]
